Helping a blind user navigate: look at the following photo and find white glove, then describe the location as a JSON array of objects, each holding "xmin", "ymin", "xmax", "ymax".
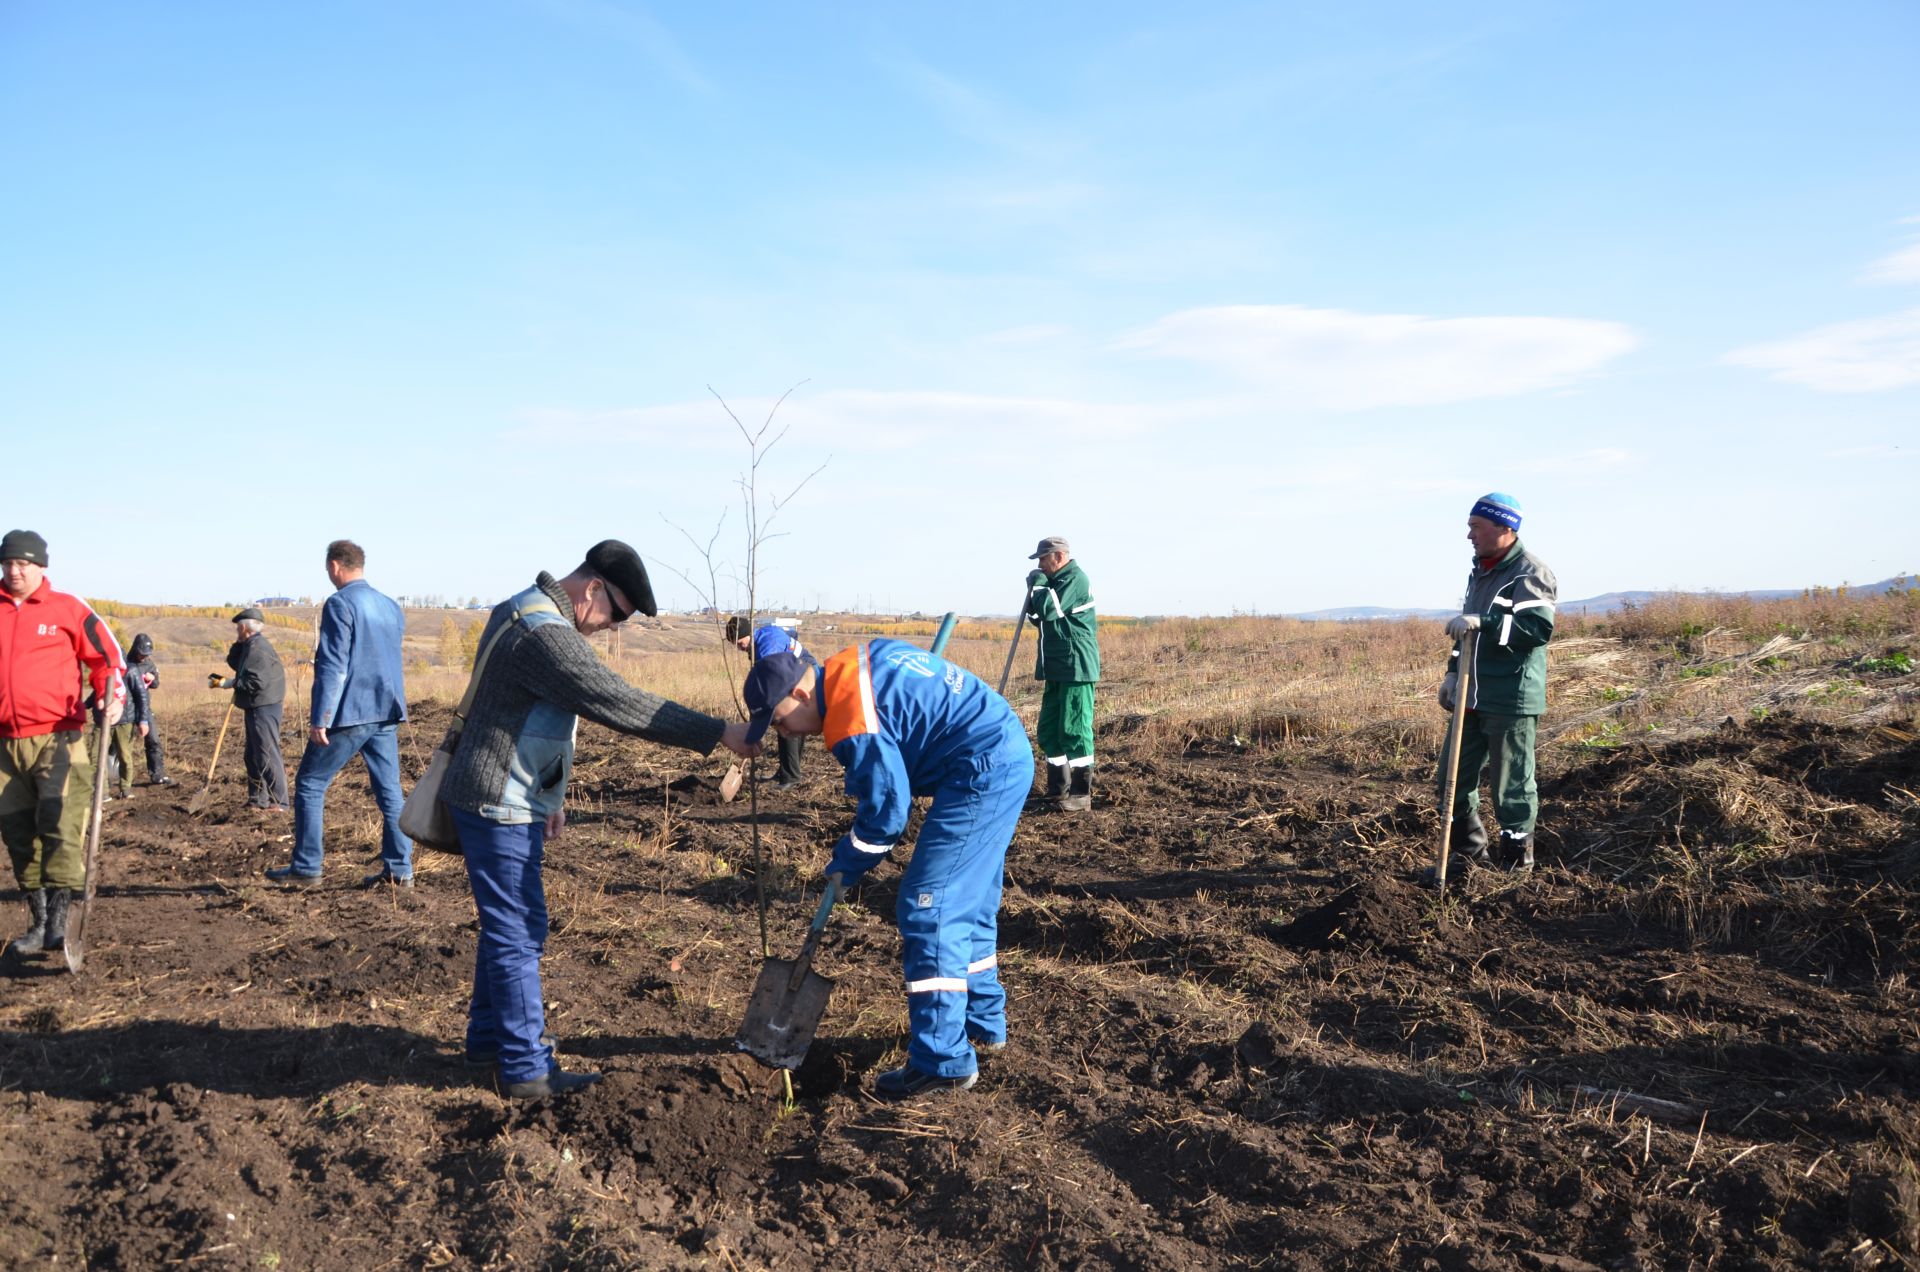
[{"xmin": 1445, "ymin": 614, "xmax": 1481, "ymax": 640}]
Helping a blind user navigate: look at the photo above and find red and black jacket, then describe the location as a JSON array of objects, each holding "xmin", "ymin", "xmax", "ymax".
[{"xmin": 0, "ymin": 579, "xmax": 126, "ymax": 738}]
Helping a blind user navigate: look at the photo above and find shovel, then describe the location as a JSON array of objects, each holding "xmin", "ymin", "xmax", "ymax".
[
  {"xmin": 188, "ymin": 700, "xmax": 235, "ymax": 815},
  {"xmin": 996, "ymin": 586, "xmax": 1028, "ymax": 695},
  {"xmin": 735, "ymin": 872, "xmax": 842, "ymax": 1069},
  {"xmin": 65, "ymin": 713, "xmax": 115, "ymax": 973},
  {"xmin": 1431, "ymin": 630, "xmax": 1479, "ymax": 892}
]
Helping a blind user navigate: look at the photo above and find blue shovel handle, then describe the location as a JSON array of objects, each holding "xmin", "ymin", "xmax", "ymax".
[{"xmin": 785, "ymin": 872, "xmax": 843, "ymax": 993}]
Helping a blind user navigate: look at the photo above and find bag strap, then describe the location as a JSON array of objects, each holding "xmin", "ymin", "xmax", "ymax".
[{"xmin": 449, "ymin": 597, "xmax": 562, "ymax": 732}]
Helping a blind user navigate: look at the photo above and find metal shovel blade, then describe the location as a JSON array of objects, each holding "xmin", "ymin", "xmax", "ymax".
[
  {"xmin": 63, "ymin": 900, "xmax": 90, "ymax": 973},
  {"xmin": 735, "ymin": 957, "xmax": 835, "ymax": 1069}
]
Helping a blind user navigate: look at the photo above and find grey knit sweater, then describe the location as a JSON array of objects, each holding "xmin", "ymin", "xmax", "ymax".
[{"xmin": 442, "ymin": 573, "xmax": 725, "ymax": 816}]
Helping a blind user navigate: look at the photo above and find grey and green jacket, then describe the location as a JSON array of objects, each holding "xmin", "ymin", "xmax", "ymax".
[
  {"xmin": 1025, "ymin": 559, "xmax": 1100, "ymax": 683},
  {"xmin": 443, "ymin": 573, "xmax": 726, "ymax": 823},
  {"xmin": 1450, "ymin": 539, "xmax": 1557, "ymax": 717}
]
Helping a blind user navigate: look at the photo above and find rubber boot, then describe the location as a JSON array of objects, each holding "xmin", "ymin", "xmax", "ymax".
[
  {"xmin": 1503, "ymin": 831, "xmax": 1535, "ymax": 873},
  {"xmin": 9, "ymin": 890, "xmax": 48, "ymax": 956},
  {"xmin": 1422, "ymin": 813, "xmax": 1489, "ymax": 887},
  {"xmin": 43, "ymin": 889, "xmax": 71, "ymax": 951},
  {"xmin": 1456, "ymin": 811, "xmax": 1491, "ymax": 865},
  {"xmin": 1039, "ymin": 763, "xmax": 1066, "ymax": 808},
  {"xmin": 1061, "ymin": 764, "xmax": 1092, "ymax": 812}
]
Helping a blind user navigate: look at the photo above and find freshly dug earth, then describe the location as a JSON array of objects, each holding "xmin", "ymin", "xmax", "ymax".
[{"xmin": 3, "ymin": 703, "xmax": 1917, "ymax": 1269}]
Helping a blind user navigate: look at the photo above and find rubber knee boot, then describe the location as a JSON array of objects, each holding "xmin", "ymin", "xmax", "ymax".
[
  {"xmin": 1502, "ymin": 831, "xmax": 1534, "ymax": 872},
  {"xmin": 43, "ymin": 889, "xmax": 71, "ymax": 950},
  {"xmin": 9, "ymin": 890, "xmax": 48, "ymax": 956},
  {"xmin": 1456, "ymin": 811, "xmax": 1490, "ymax": 865},
  {"xmin": 1061, "ymin": 764, "xmax": 1092, "ymax": 812},
  {"xmin": 1041, "ymin": 763, "xmax": 1066, "ymax": 807}
]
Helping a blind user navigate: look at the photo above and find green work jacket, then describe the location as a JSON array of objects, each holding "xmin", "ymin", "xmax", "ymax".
[
  {"xmin": 1026, "ymin": 560, "xmax": 1101, "ymax": 683},
  {"xmin": 1449, "ymin": 539, "xmax": 1557, "ymax": 716}
]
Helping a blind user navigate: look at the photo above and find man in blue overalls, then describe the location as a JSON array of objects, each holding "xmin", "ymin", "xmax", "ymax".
[{"xmin": 743, "ymin": 637, "xmax": 1030, "ymax": 1097}]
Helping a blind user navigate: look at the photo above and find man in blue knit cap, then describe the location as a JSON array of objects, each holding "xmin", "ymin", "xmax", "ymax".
[{"xmin": 1436, "ymin": 493, "xmax": 1558, "ymax": 872}]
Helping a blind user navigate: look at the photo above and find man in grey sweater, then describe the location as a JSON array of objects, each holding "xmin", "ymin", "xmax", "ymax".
[{"xmin": 446, "ymin": 539, "xmax": 757, "ymax": 1100}]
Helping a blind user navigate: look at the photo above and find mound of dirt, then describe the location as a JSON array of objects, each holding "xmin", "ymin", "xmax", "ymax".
[{"xmin": 1271, "ymin": 873, "xmax": 1437, "ymax": 956}]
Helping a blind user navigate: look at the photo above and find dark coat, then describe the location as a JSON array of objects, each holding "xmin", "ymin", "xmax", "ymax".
[{"xmin": 226, "ymin": 634, "xmax": 287, "ymax": 709}]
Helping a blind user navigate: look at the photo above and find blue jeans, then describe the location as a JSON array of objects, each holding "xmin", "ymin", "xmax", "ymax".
[
  {"xmin": 453, "ymin": 808, "xmax": 553, "ymax": 1084},
  {"xmin": 898, "ymin": 727, "xmax": 1030, "ymax": 1080},
  {"xmin": 291, "ymin": 722, "xmax": 411, "ymax": 878}
]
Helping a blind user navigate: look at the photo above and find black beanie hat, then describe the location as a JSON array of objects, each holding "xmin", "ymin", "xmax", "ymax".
[
  {"xmin": 583, "ymin": 539, "xmax": 657, "ymax": 618},
  {"xmin": 0, "ymin": 529, "xmax": 49, "ymax": 566}
]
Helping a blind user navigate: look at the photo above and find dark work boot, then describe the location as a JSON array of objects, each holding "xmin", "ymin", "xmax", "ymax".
[
  {"xmin": 9, "ymin": 890, "xmax": 48, "ymax": 956},
  {"xmin": 1061, "ymin": 764, "xmax": 1093, "ymax": 812},
  {"xmin": 1456, "ymin": 811, "xmax": 1491, "ymax": 865},
  {"xmin": 43, "ymin": 889, "xmax": 72, "ymax": 950},
  {"xmin": 1039, "ymin": 763, "xmax": 1067, "ymax": 808},
  {"xmin": 1503, "ymin": 831, "xmax": 1535, "ymax": 872},
  {"xmin": 504, "ymin": 1068, "xmax": 602, "ymax": 1100}
]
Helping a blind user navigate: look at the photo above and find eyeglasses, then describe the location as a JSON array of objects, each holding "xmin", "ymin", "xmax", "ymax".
[{"xmin": 600, "ymin": 580, "xmax": 633, "ymax": 625}]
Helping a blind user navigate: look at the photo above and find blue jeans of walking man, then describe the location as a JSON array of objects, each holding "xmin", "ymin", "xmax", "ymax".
[
  {"xmin": 452, "ymin": 807, "xmax": 553, "ymax": 1084},
  {"xmin": 291, "ymin": 722, "xmax": 411, "ymax": 878}
]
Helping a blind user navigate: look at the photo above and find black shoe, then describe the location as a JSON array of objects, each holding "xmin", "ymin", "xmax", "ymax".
[
  {"xmin": 465, "ymin": 1031, "xmax": 558, "ymax": 1069},
  {"xmin": 361, "ymin": 869, "xmax": 414, "ymax": 889},
  {"xmin": 150, "ymin": 776, "xmax": 176, "ymax": 787},
  {"xmin": 873, "ymin": 1065, "xmax": 977, "ymax": 1099},
  {"xmin": 504, "ymin": 1068, "xmax": 602, "ymax": 1100},
  {"xmin": 265, "ymin": 866, "xmax": 323, "ymax": 887},
  {"xmin": 1503, "ymin": 832, "xmax": 1535, "ymax": 872},
  {"xmin": 1036, "ymin": 764, "xmax": 1067, "ymax": 809},
  {"xmin": 42, "ymin": 889, "xmax": 70, "ymax": 950},
  {"xmin": 8, "ymin": 890, "xmax": 48, "ymax": 957}
]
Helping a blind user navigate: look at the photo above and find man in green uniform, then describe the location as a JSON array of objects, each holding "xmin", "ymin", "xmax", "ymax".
[
  {"xmin": 1024, "ymin": 536, "xmax": 1099, "ymax": 812},
  {"xmin": 1437, "ymin": 493, "xmax": 1557, "ymax": 872}
]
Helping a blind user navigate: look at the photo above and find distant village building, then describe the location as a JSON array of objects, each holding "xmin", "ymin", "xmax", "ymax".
[{"xmin": 255, "ymin": 596, "xmax": 295, "ymax": 607}]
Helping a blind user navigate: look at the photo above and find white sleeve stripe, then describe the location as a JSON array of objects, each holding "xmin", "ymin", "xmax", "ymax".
[
  {"xmin": 1500, "ymin": 614, "xmax": 1514, "ymax": 646},
  {"xmin": 906, "ymin": 977, "xmax": 968, "ymax": 994},
  {"xmin": 848, "ymin": 834, "xmax": 893, "ymax": 855},
  {"xmin": 1510, "ymin": 599, "xmax": 1554, "ymax": 612},
  {"xmin": 855, "ymin": 642, "xmax": 879, "ymax": 734},
  {"xmin": 1070, "ymin": 600, "xmax": 1096, "ymax": 613},
  {"xmin": 967, "ymin": 954, "xmax": 998, "ymax": 974}
]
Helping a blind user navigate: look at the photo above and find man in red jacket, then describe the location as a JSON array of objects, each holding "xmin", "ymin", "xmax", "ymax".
[{"xmin": 0, "ymin": 530, "xmax": 125, "ymax": 957}]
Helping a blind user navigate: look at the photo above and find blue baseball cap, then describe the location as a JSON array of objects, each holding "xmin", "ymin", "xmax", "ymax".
[{"xmin": 743, "ymin": 650, "xmax": 817, "ymax": 743}]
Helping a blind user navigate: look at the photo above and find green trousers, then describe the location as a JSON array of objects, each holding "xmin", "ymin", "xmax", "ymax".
[
  {"xmin": 1437, "ymin": 711, "xmax": 1538, "ymax": 836},
  {"xmin": 1, "ymin": 730, "xmax": 96, "ymax": 891},
  {"xmin": 1037, "ymin": 681, "xmax": 1096, "ymax": 764},
  {"xmin": 109, "ymin": 722, "xmax": 140, "ymax": 794}
]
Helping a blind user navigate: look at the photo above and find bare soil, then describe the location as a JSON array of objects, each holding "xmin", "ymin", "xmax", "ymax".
[{"xmin": 3, "ymin": 703, "xmax": 1917, "ymax": 1269}]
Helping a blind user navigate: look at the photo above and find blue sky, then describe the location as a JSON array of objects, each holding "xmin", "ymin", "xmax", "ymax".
[{"xmin": 3, "ymin": 1, "xmax": 1915, "ymax": 614}]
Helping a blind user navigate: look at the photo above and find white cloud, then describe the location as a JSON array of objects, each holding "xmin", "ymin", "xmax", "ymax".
[
  {"xmin": 1862, "ymin": 242, "xmax": 1920, "ymax": 286},
  {"xmin": 1115, "ymin": 304, "xmax": 1639, "ymax": 409},
  {"xmin": 1724, "ymin": 309, "xmax": 1920, "ymax": 393}
]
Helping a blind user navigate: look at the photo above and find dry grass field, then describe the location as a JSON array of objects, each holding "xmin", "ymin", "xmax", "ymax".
[{"xmin": 3, "ymin": 587, "xmax": 1916, "ymax": 1268}]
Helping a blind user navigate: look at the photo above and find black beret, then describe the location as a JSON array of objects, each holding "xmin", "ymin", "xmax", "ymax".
[{"xmin": 584, "ymin": 539, "xmax": 657, "ymax": 618}]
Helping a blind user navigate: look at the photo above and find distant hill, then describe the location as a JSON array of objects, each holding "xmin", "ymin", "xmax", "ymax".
[{"xmin": 1292, "ymin": 574, "xmax": 1912, "ymax": 622}]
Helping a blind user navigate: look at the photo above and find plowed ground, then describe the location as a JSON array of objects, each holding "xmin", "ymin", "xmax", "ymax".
[{"xmin": 3, "ymin": 704, "xmax": 1918, "ymax": 1269}]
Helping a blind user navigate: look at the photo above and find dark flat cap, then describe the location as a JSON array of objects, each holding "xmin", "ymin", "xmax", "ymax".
[
  {"xmin": 232, "ymin": 607, "xmax": 265, "ymax": 623},
  {"xmin": 584, "ymin": 539, "xmax": 657, "ymax": 618}
]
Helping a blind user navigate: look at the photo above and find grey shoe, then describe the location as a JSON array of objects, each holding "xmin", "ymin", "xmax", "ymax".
[
  {"xmin": 8, "ymin": 890, "xmax": 48, "ymax": 956},
  {"xmin": 361, "ymin": 869, "xmax": 413, "ymax": 889},
  {"xmin": 504, "ymin": 1068, "xmax": 602, "ymax": 1100},
  {"xmin": 42, "ymin": 889, "xmax": 71, "ymax": 950},
  {"xmin": 874, "ymin": 1065, "xmax": 977, "ymax": 1099},
  {"xmin": 969, "ymin": 1034, "xmax": 1007, "ymax": 1054},
  {"xmin": 264, "ymin": 866, "xmax": 322, "ymax": 888}
]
